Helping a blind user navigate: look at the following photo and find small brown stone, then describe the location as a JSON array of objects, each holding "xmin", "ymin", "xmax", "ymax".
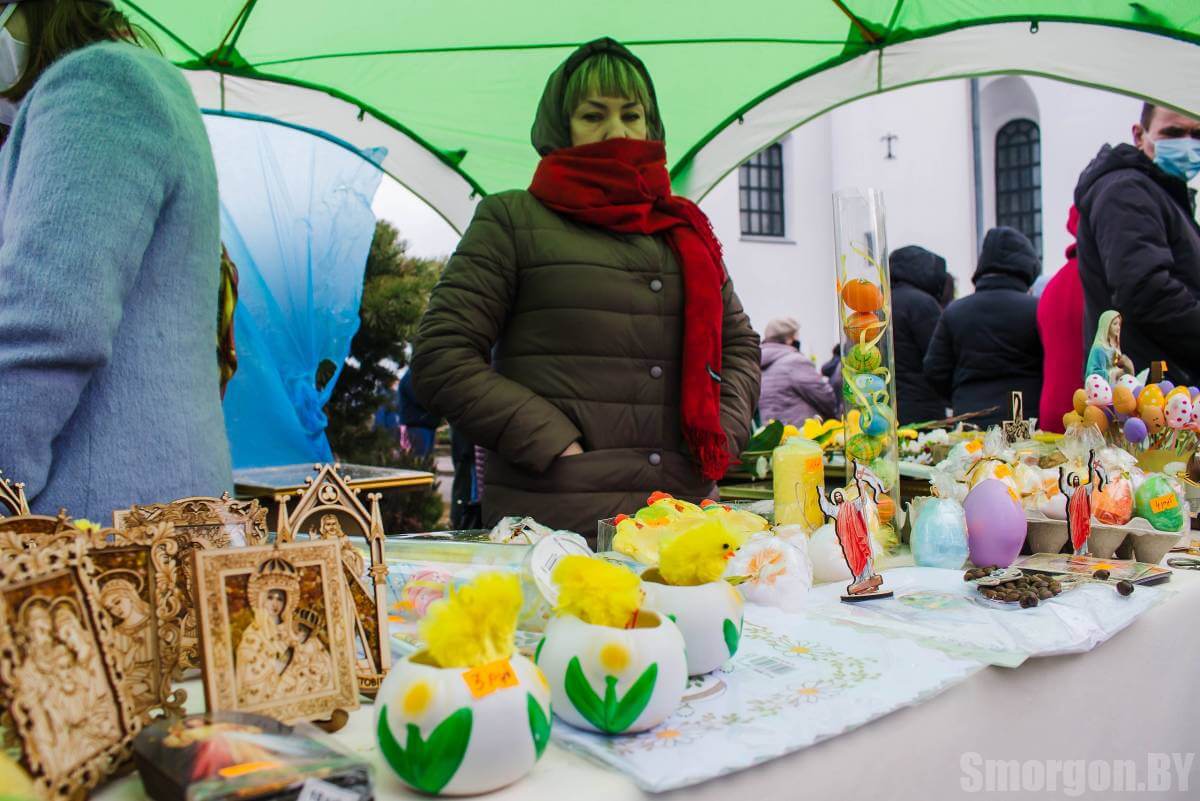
[{"xmin": 1116, "ymin": 580, "xmax": 1135, "ymax": 596}]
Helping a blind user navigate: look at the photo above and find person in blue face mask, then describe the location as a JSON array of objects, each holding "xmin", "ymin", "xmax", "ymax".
[{"xmin": 1074, "ymin": 103, "xmax": 1200, "ymax": 384}]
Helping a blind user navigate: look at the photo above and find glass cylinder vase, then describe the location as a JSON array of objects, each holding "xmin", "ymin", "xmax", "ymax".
[{"xmin": 832, "ymin": 188, "xmax": 900, "ymax": 550}]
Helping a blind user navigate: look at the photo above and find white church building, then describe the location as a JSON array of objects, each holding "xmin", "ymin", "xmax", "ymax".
[{"xmin": 377, "ymin": 76, "xmax": 1148, "ymax": 362}]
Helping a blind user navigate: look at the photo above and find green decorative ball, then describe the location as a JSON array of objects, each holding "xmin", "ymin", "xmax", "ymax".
[
  {"xmin": 846, "ymin": 433, "xmax": 883, "ymax": 462},
  {"xmin": 845, "ymin": 343, "xmax": 882, "ymax": 373}
]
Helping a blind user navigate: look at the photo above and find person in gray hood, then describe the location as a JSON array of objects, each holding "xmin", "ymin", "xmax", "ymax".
[
  {"xmin": 923, "ymin": 227, "xmax": 1043, "ymax": 428},
  {"xmin": 757, "ymin": 317, "xmax": 837, "ymax": 425}
]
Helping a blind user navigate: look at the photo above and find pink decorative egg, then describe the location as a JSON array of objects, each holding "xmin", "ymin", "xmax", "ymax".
[
  {"xmin": 1117, "ymin": 374, "xmax": 1141, "ymax": 393},
  {"xmin": 963, "ymin": 479, "xmax": 1027, "ymax": 567},
  {"xmin": 1165, "ymin": 393, "xmax": 1193, "ymax": 430},
  {"xmin": 1084, "ymin": 374, "xmax": 1113, "ymax": 406}
]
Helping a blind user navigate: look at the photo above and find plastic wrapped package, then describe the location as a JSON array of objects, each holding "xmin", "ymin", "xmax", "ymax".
[
  {"xmin": 911, "ymin": 469, "xmax": 969, "ymax": 569},
  {"xmin": 726, "ymin": 530, "xmax": 813, "ymax": 611}
]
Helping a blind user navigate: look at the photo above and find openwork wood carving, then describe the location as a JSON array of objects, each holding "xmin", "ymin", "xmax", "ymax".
[
  {"xmin": 0, "ymin": 539, "xmax": 141, "ymax": 801},
  {"xmin": 113, "ymin": 494, "xmax": 268, "ymax": 676},
  {"xmin": 0, "ymin": 469, "xmax": 29, "ymax": 517},
  {"xmin": 193, "ymin": 540, "xmax": 360, "ymax": 730},
  {"xmin": 0, "ymin": 518, "xmax": 187, "ymax": 722},
  {"xmin": 275, "ymin": 464, "xmax": 391, "ymax": 696}
]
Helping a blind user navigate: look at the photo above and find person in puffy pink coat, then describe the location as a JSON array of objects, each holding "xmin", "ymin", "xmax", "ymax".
[{"xmin": 1037, "ymin": 207, "xmax": 1084, "ymax": 433}]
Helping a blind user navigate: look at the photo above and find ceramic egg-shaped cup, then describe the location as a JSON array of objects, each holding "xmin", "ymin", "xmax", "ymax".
[
  {"xmin": 376, "ymin": 651, "xmax": 551, "ymax": 796},
  {"xmin": 536, "ymin": 610, "xmax": 686, "ymax": 735},
  {"xmin": 640, "ymin": 569, "xmax": 744, "ymax": 675}
]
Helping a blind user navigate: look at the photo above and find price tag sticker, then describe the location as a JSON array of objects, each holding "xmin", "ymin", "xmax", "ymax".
[
  {"xmin": 462, "ymin": 659, "xmax": 518, "ymax": 699},
  {"xmin": 1150, "ymin": 493, "xmax": 1179, "ymax": 514},
  {"xmin": 804, "ymin": 457, "xmax": 823, "ymax": 473},
  {"xmin": 297, "ymin": 779, "xmax": 362, "ymax": 801}
]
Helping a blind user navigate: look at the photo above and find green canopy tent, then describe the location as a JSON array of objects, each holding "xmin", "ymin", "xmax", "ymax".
[{"xmin": 119, "ymin": 1, "xmax": 1200, "ymax": 233}]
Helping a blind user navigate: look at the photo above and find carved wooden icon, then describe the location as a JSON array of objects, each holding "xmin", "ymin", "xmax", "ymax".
[
  {"xmin": 0, "ymin": 538, "xmax": 141, "ymax": 801},
  {"xmin": 113, "ymin": 494, "xmax": 268, "ymax": 676},
  {"xmin": 0, "ymin": 518, "xmax": 187, "ymax": 722},
  {"xmin": 0, "ymin": 469, "xmax": 29, "ymax": 517},
  {"xmin": 193, "ymin": 540, "xmax": 360, "ymax": 730},
  {"xmin": 275, "ymin": 464, "xmax": 391, "ymax": 697},
  {"xmin": 1001, "ymin": 391, "xmax": 1031, "ymax": 445}
]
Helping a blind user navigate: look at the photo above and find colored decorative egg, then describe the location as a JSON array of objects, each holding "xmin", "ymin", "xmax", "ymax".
[
  {"xmin": 1082, "ymin": 404, "xmax": 1109, "ymax": 433},
  {"xmin": 911, "ymin": 497, "xmax": 969, "ymax": 569},
  {"xmin": 538, "ymin": 611, "xmax": 687, "ymax": 734},
  {"xmin": 1072, "ymin": 389, "xmax": 1088, "ymax": 416},
  {"xmin": 861, "ymin": 403, "xmax": 893, "ymax": 436},
  {"xmin": 846, "ymin": 433, "xmax": 883, "ymax": 461},
  {"xmin": 1165, "ymin": 393, "xmax": 1193, "ymax": 429},
  {"xmin": 843, "ymin": 311, "xmax": 882, "ymax": 344},
  {"xmin": 1092, "ymin": 477, "xmax": 1134, "ymax": 526},
  {"xmin": 376, "ymin": 652, "xmax": 551, "ymax": 795},
  {"xmin": 1133, "ymin": 474, "xmax": 1185, "ymax": 532},
  {"xmin": 962, "ymin": 479, "xmax": 1027, "ymax": 568},
  {"xmin": 1138, "ymin": 384, "xmax": 1165, "ymax": 414},
  {"xmin": 841, "ymin": 279, "xmax": 884, "ymax": 313},
  {"xmin": 1166, "ymin": 386, "xmax": 1191, "ymax": 403},
  {"xmin": 844, "ymin": 372, "xmax": 886, "ymax": 404},
  {"xmin": 875, "ymin": 493, "xmax": 896, "ymax": 524},
  {"xmin": 1142, "ymin": 405, "xmax": 1166, "ymax": 434},
  {"xmin": 845, "ymin": 342, "xmax": 882, "ymax": 372},
  {"xmin": 1039, "ymin": 491, "xmax": 1068, "ymax": 520},
  {"xmin": 1160, "ymin": 380, "xmax": 1175, "ymax": 395},
  {"xmin": 1116, "ymin": 374, "xmax": 1141, "ymax": 393},
  {"xmin": 1112, "ymin": 385, "xmax": 1137, "ymax": 415},
  {"xmin": 1084, "ymin": 374, "xmax": 1113, "ymax": 406},
  {"xmin": 1191, "ymin": 386, "xmax": 1200, "ymax": 400},
  {"xmin": 1123, "ymin": 416, "xmax": 1148, "ymax": 443}
]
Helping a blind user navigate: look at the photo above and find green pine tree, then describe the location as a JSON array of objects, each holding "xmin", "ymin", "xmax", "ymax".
[{"xmin": 322, "ymin": 220, "xmax": 447, "ymax": 532}]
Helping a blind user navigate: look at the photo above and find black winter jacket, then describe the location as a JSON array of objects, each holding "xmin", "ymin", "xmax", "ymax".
[
  {"xmin": 923, "ymin": 227, "xmax": 1042, "ymax": 428},
  {"xmin": 890, "ymin": 245, "xmax": 949, "ymax": 424},
  {"xmin": 1074, "ymin": 144, "xmax": 1200, "ymax": 384}
]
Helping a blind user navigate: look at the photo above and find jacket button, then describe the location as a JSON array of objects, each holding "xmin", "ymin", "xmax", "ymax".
[
  {"xmin": 648, "ymin": 453, "xmax": 662, "ymax": 466},
  {"xmin": 649, "ymin": 279, "xmax": 663, "ymax": 292},
  {"xmin": 650, "ymin": 366, "xmax": 663, "ymax": 379}
]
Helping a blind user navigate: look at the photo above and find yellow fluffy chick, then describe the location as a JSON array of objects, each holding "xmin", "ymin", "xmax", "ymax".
[
  {"xmin": 420, "ymin": 572, "xmax": 523, "ymax": 669},
  {"xmin": 552, "ymin": 555, "xmax": 642, "ymax": 628},
  {"xmin": 658, "ymin": 520, "xmax": 745, "ymax": 586}
]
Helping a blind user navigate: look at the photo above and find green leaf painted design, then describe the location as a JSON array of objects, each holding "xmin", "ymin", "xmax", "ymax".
[
  {"xmin": 526, "ymin": 692, "xmax": 551, "ymax": 758},
  {"xmin": 377, "ymin": 705, "xmax": 473, "ymax": 794},
  {"xmin": 563, "ymin": 656, "xmax": 658, "ymax": 734},
  {"xmin": 667, "ymin": 613, "xmax": 677, "ymax": 623},
  {"xmin": 723, "ymin": 617, "xmax": 743, "ymax": 658},
  {"xmin": 534, "ymin": 637, "xmax": 545, "ymax": 665}
]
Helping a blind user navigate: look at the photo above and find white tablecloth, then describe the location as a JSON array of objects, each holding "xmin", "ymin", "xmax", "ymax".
[{"xmin": 97, "ymin": 566, "xmax": 1200, "ymax": 801}]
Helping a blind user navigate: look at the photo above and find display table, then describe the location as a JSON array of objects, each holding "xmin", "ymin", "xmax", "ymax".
[
  {"xmin": 97, "ymin": 567, "xmax": 1200, "ymax": 801},
  {"xmin": 233, "ymin": 463, "xmax": 435, "ymax": 499}
]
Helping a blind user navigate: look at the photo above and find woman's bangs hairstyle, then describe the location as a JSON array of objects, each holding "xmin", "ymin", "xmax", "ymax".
[
  {"xmin": 563, "ymin": 52, "xmax": 658, "ymax": 136},
  {"xmin": 4, "ymin": 0, "xmax": 159, "ymax": 102}
]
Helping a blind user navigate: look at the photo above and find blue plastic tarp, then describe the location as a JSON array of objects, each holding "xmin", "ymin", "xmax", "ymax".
[{"xmin": 207, "ymin": 114, "xmax": 384, "ymax": 468}]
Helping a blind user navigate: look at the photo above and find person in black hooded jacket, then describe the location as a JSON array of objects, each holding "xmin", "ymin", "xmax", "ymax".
[
  {"xmin": 1074, "ymin": 103, "xmax": 1200, "ymax": 385},
  {"xmin": 923, "ymin": 227, "xmax": 1042, "ymax": 428},
  {"xmin": 889, "ymin": 245, "xmax": 950, "ymax": 424}
]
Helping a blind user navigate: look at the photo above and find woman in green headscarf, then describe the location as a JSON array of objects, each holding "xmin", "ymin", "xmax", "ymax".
[{"xmin": 1085, "ymin": 309, "xmax": 1135, "ymax": 384}]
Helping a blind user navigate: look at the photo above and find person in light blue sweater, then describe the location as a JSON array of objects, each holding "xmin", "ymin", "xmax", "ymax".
[{"xmin": 0, "ymin": 0, "xmax": 232, "ymax": 519}]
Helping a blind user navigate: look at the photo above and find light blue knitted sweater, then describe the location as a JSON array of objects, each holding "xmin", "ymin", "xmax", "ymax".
[{"xmin": 0, "ymin": 42, "xmax": 233, "ymax": 519}]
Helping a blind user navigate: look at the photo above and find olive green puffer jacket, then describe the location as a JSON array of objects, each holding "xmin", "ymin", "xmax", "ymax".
[{"xmin": 412, "ymin": 39, "xmax": 760, "ymax": 535}]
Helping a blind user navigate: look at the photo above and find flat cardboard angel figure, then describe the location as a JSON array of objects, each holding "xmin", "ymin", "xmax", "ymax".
[
  {"xmin": 818, "ymin": 462, "xmax": 892, "ymax": 602},
  {"xmin": 1059, "ymin": 452, "xmax": 1107, "ymax": 556}
]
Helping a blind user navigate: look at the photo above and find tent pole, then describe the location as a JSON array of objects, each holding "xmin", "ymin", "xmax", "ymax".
[{"xmin": 970, "ymin": 77, "xmax": 984, "ymax": 254}]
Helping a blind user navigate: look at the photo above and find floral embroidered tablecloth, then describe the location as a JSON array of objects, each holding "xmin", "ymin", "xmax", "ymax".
[
  {"xmin": 549, "ymin": 609, "xmax": 982, "ymax": 792},
  {"xmin": 806, "ymin": 567, "xmax": 1169, "ymax": 667}
]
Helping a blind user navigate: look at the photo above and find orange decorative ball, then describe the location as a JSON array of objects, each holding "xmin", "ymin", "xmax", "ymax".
[
  {"xmin": 841, "ymin": 279, "xmax": 884, "ymax": 313},
  {"xmin": 875, "ymin": 493, "xmax": 895, "ymax": 524},
  {"xmin": 843, "ymin": 311, "xmax": 882, "ymax": 344}
]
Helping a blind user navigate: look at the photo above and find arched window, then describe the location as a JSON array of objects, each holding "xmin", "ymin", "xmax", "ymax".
[{"xmin": 995, "ymin": 119, "xmax": 1042, "ymax": 257}]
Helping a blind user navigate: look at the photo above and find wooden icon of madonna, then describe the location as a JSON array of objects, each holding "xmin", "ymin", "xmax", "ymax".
[
  {"xmin": 275, "ymin": 464, "xmax": 391, "ymax": 697},
  {"xmin": 193, "ymin": 540, "xmax": 360, "ymax": 731},
  {"xmin": 113, "ymin": 494, "xmax": 268, "ymax": 676},
  {"xmin": 0, "ymin": 538, "xmax": 141, "ymax": 801}
]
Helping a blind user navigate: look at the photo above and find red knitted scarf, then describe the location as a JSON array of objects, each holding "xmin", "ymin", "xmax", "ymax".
[{"xmin": 528, "ymin": 138, "xmax": 731, "ymax": 480}]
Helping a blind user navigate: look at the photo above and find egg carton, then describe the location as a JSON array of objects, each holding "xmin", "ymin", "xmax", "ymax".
[{"xmin": 1024, "ymin": 511, "xmax": 1186, "ymax": 565}]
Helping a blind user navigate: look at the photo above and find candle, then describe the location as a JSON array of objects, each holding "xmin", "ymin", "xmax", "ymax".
[{"xmin": 773, "ymin": 437, "xmax": 825, "ymax": 532}]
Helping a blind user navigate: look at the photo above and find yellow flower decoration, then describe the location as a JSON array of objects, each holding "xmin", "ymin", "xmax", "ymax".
[
  {"xmin": 599, "ymin": 643, "xmax": 630, "ymax": 674},
  {"xmin": 402, "ymin": 681, "xmax": 432, "ymax": 717}
]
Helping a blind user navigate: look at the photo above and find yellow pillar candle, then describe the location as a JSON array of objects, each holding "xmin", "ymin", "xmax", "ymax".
[{"xmin": 773, "ymin": 437, "xmax": 826, "ymax": 532}]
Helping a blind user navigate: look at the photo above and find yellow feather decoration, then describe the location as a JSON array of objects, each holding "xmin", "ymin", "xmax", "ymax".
[
  {"xmin": 658, "ymin": 520, "xmax": 746, "ymax": 586},
  {"xmin": 420, "ymin": 572, "xmax": 523, "ymax": 669},
  {"xmin": 552, "ymin": 555, "xmax": 642, "ymax": 628}
]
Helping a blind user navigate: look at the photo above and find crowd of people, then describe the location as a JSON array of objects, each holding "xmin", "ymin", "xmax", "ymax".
[
  {"xmin": 1, "ymin": 9, "xmax": 1196, "ymax": 534},
  {"xmin": 760, "ymin": 101, "xmax": 1200, "ymax": 435}
]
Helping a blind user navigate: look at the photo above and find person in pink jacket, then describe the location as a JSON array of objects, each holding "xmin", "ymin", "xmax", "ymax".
[{"xmin": 1037, "ymin": 207, "xmax": 1084, "ymax": 433}]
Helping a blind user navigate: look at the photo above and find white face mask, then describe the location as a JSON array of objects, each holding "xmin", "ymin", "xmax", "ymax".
[{"xmin": 0, "ymin": 4, "xmax": 29, "ymax": 125}]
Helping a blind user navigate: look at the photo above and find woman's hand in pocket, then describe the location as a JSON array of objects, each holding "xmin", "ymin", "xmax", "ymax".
[{"xmin": 560, "ymin": 441, "xmax": 584, "ymax": 458}]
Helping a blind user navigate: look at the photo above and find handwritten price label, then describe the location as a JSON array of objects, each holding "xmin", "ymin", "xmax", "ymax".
[
  {"xmin": 462, "ymin": 659, "xmax": 518, "ymax": 699},
  {"xmin": 1150, "ymin": 493, "xmax": 1179, "ymax": 514}
]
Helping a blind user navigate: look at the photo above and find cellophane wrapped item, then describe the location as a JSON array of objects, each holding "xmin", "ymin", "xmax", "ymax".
[{"xmin": 911, "ymin": 468, "xmax": 969, "ymax": 569}]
